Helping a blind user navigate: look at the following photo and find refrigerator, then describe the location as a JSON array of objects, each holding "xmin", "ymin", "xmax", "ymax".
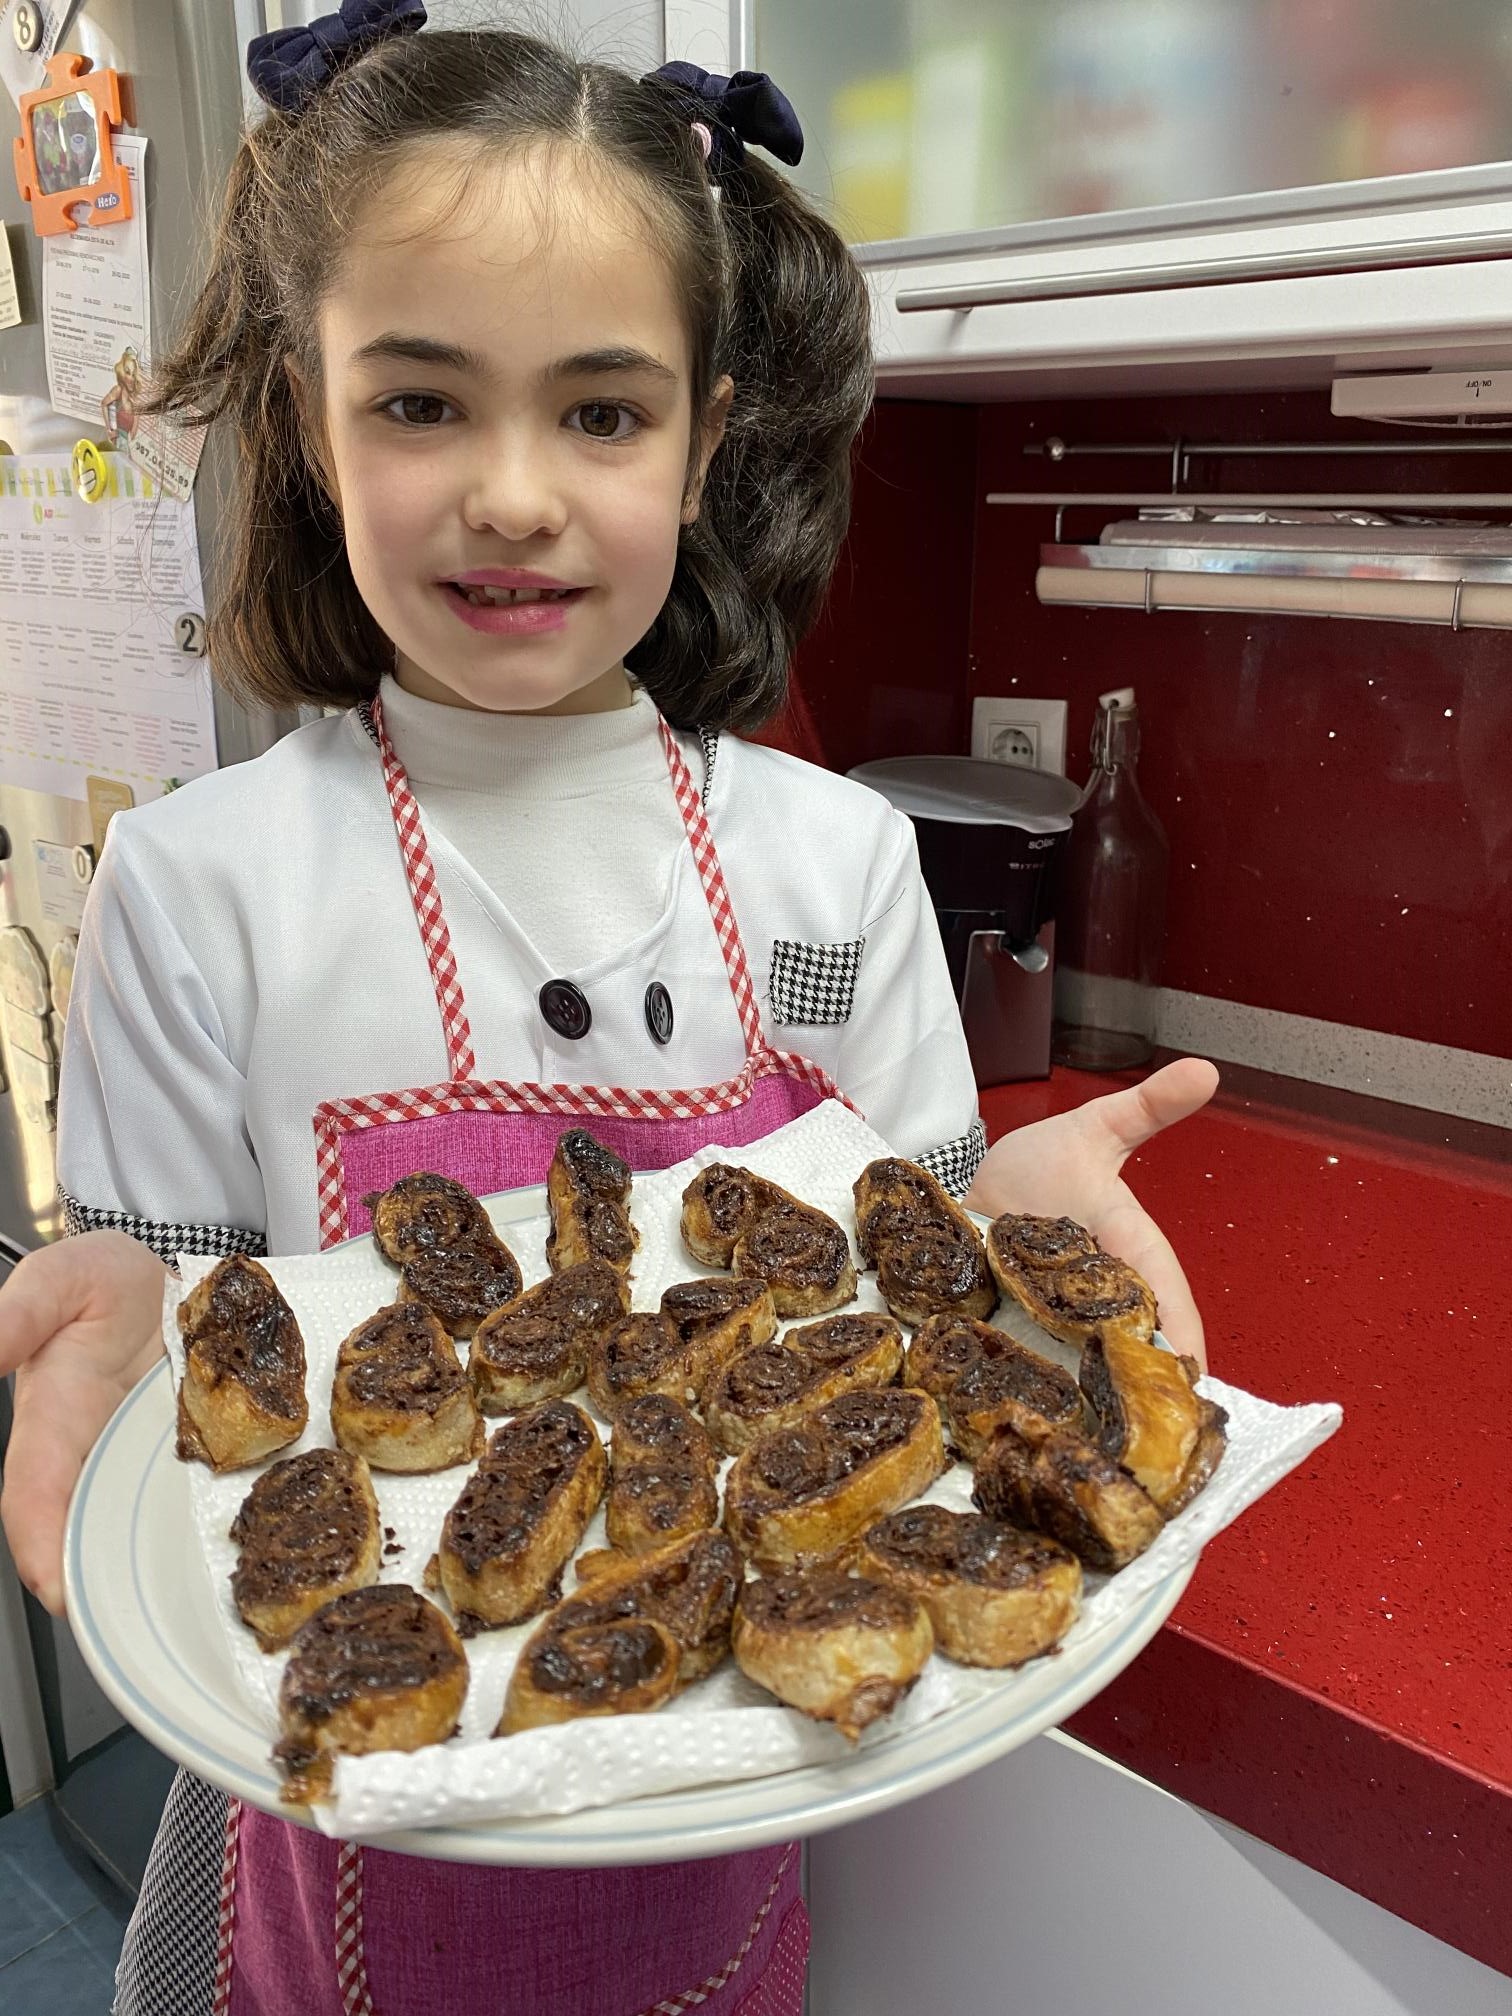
[
  {"xmin": 0, "ymin": 0, "xmax": 663, "ymax": 1901},
  {"xmin": 0, "ymin": 0, "xmax": 310, "ymax": 1893}
]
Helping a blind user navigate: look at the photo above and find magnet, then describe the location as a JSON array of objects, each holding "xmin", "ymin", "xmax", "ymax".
[
  {"xmin": 539, "ymin": 978, "xmax": 591, "ymax": 1041},
  {"xmin": 174, "ymin": 612, "xmax": 207, "ymax": 656},
  {"xmin": 13, "ymin": 52, "xmax": 133, "ymax": 239},
  {"xmin": 72, "ymin": 438, "xmax": 107, "ymax": 503},
  {"xmin": 12, "ymin": 4, "xmax": 41, "ymax": 54},
  {"xmin": 49, "ymin": 931, "xmax": 77, "ymax": 1022},
  {"xmin": 644, "ymin": 982, "xmax": 674, "ymax": 1046},
  {"xmin": 71, "ymin": 842, "xmax": 94, "ymax": 885}
]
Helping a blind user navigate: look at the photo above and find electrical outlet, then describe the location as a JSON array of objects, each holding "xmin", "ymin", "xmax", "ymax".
[{"xmin": 971, "ymin": 696, "xmax": 1068, "ymax": 775}]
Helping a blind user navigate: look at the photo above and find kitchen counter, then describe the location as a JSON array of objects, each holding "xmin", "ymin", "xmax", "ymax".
[{"xmin": 979, "ymin": 1060, "xmax": 1512, "ymax": 1978}]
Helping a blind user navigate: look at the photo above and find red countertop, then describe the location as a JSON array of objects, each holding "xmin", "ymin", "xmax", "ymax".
[{"xmin": 979, "ymin": 1064, "xmax": 1512, "ymax": 1977}]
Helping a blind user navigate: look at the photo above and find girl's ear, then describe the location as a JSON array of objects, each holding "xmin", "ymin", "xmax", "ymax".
[
  {"xmin": 284, "ymin": 355, "xmax": 343, "ymax": 515},
  {"xmin": 681, "ymin": 373, "xmax": 734, "ymax": 527}
]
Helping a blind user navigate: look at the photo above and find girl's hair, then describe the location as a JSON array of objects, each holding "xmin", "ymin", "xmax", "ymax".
[{"xmin": 147, "ymin": 30, "xmax": 873, "ymax": 732}]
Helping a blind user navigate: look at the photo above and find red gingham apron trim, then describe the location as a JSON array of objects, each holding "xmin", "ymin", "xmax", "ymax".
[
  {"xmin": 657, "ymin": 718, "xmax": 763, "ymax": 1055},
  {"xmin": 335, "ymin": 1842, "xmax": 376, "ymax": 2016},
  {"xmin": 314, "ymin": 710, "xmax": 858, "ymax": 1249},
  {"xmin": 634, "ymin": 1844, "xmax": 799, "ymax": 2016},
  {"xmin": 210, "ymin": 1796, "xmax": 242, "ymax": 2016},
  {"xmin": 371, "ymin": 695, "xmax": 477, "ymax": 1083}
]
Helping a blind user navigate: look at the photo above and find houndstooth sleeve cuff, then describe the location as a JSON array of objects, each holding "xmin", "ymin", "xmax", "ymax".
[
  {"xmin": 60, "ymin": 1190, "xmax": 268, "ymax": 1267},
  {"xmin": 912, "ymin": 1117, "xmax": 987, "ymax": 1200}
]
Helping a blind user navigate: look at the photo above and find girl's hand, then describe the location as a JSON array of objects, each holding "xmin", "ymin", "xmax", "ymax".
[
  {"xmin": 963, "ymin": 1058, "xmax": 1220, "ymax": 1371},
  {"xmin": 0, "ymin": 1231, "xmax": 170, "ymax": 1614}
]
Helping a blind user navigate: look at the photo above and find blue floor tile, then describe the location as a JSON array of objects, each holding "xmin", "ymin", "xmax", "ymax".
[{"xmin": 0, "ymin": 1915, "xmax": 118, "ymax": 2014}]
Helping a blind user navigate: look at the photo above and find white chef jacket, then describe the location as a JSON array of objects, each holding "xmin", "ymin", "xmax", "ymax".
[{"xmin": 56, "ymin": 706, "xmax": 984, "ymax": 1259}]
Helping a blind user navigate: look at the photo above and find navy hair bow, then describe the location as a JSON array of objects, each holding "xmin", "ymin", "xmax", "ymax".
[
  {"xmin": 247, "ymin": 0, "xmax": 427, "ymax": 113},
  {"xmin": 647, "ymin": 62, "xmax": 804, "ymax": 172}
]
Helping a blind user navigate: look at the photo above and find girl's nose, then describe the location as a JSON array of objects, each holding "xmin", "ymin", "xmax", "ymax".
[{"xmin": 460, "ymin": 438, "xmax": 568, "ymax": 543}]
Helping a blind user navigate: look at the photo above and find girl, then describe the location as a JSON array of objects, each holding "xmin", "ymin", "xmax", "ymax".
[{"xmin": 0, "ymin": 10, "xmax": 1218, "ymax": 2012}]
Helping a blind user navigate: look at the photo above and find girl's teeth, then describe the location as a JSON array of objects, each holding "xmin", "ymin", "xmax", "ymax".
[{"xmin": 461, "ymin": 586, "xmax": 569, "ymax": 606}]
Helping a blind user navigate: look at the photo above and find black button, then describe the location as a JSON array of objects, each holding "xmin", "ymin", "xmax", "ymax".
[
  {"xmin": 539, "ymin": 979, "xmax": 591, "ymax": 1040},
  {"xmin": 644, "ymin": 982, "xmax": 674, "ymax": 1046}
]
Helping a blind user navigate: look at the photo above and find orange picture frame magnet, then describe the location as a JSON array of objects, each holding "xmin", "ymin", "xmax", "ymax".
[{"xmin": 13, "ymin": 52, "xmax": 132, "ymax": 238}]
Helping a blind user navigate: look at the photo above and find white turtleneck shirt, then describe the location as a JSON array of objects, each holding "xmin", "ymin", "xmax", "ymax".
[{"xmin": 377, "ymin": 676, "xmax": 689, "ymax": 973}]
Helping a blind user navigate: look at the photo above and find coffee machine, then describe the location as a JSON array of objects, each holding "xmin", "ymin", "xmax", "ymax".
[{"xmin": 848, "ymin": 756, "xmax": 1081, "ymax": 1084}]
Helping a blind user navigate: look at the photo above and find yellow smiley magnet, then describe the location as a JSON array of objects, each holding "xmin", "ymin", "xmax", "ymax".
[{"xmin": 72, "ymin": 439, "xmax": 107, "ymax": 503}]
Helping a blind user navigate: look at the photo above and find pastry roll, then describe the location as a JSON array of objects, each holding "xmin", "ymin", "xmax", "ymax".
[
  {"xmin": 229, "ymin": 1448, "xmax": 381, "ymax": 1652},
  {"xmin": 176, "ymin": 1255, "xmax": 308, "ymax": 1472},
  {"xmin": 972, "ymin": 1421, "xmax": 1164, "ymax": 1572},
  {"xmin": 680, "ymin": 1165, "xmax": 856, "ymax": 1316},
  {"xmin": 331, "ymin": 1302, "xmax": 482, "ymax": 1472},
  {"xmin": 468, "ymin": 1259, "xmax": 628, "ymax": 1413},
  {"xmin": 432, "ymin": 1400, "xmax": 606, "ymax": 1632},
  {"xmin": 498, "ymin": 1530, "xmax": 741, "ymax": 1733},
  {"xmin": 1080, "ymin": 1333, "xmax": 1228, "ymax": 1515},
  {"xmin": 732, "ymin": 1570, "xmax": 933, "ymax": 1741},
  {"xmin": 546, "ymin": 1129, "xmax": 638, "ymax": 1275},
  {"xmin": 586, "ymin": 1278, "xmax": 775, "ymax": 1417},
  {"xmin": 853, "ymin": 1505, "xmax": 1082, "ymax": 1668},
  {"xmin": 606, "ymin": 1393, "xmax": 720, "ymax": 1555},
  {"xmin": 274, "ymin": 1585, "xmax": 467, "ymax": 1804},
  {"xmin": 366, "ymin": 1172, "xmax": 523, "ymax": 1339},
  {"xmin": 853, "ymin": 1159, "xmax": 997, "ymax": 1325},
  {"xmin": 905, "ymin": 1313, "xmax": 1082, "ymax": 1461},
  {"xmin": 724, "ymin": 1388, "xmax": 945, "ymax": 1573},
  {"xmin": 986, "ymin": 1213, "xmax": 1157, "ymax": 1351},
  {"xmin": 702, "ymin": 1312, "xmax": 904, "ymax": 1456}
]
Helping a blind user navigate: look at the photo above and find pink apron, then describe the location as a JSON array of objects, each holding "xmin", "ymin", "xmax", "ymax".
[{"xmin": 214, "ymin": 696, "xmax": 855, "ymax": 2014}]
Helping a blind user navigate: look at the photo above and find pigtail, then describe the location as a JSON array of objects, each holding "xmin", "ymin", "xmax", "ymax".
[
  {"xmin": 629, "ymin": 152, "xmax": 874, "ymax": 734},
  {"xmin": 143, "ymin": 126, "xmax": 386, "ymax": 709}
]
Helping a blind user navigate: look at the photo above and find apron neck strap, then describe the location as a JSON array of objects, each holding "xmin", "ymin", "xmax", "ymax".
[{"xmin": 368, "ymin": 694, "xmax": 478, "ymax": 1082}]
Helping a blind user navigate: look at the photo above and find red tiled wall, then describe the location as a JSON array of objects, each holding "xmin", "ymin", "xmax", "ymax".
[{"xmin": 788, "ymin": 390, "xmax": 1512, "ymax": 1059}]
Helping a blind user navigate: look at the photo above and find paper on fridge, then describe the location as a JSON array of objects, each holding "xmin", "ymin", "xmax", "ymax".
[
  {"xmin": 42, "ymin": 135, "xmax": 204, "ymax": 499},
  {"xmin": 0, "ymin": 226, "xmax": 19, "ymax": 332},
  {"xmin": 162, "ymin": 1101, "xmax": 1344, "ymax": 1840},
  {"xmin": 0, "ymin": 451, "xmax": 216, "ymax": 799}
]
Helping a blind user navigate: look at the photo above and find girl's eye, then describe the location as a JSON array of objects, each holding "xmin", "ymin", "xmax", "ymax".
[
  {"xmin": 381, "ymin": 393, "xmax": 454, "ymax": 427},
  {"xmin": 569, "ymin": 401, "xmax": 640, "ymax": 442}
]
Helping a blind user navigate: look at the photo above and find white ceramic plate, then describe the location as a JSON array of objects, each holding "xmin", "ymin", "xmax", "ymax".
[{"xmin": 65, "ymin": 1185, "xmax": 1194, "ymax": 1867}]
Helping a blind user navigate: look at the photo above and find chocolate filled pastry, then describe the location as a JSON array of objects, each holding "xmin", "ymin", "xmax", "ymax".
[
  {"xmin": 853, "ymin": 1159, "xmax": 997, "ymax": 1325},
  {"xmin": 586, "ymin": 1277, "xmax": 775, "ymax": 1417},
  {"xmin": 702, "ymin": 1312, "xmax": 904, "ymax": 1456},
  {"xmin": 1080, "ymin": 1333, "xmax": 1228, "ymax": 1515},
  {"xmin": 986, "ymin": 1214, "xmax": 1157, "ymax": 1351},
  {"xmin": 498, "ymin": 1530, "xmax": 741, "ymax": 1732},
  {"xmin": 331, "ymin": 1302, "xmax": 482, "ymax": 1472},
  {"xmin": 229, "ymin": 1449, "xmax": 381, "ymax": 1652},
  {"xmin": 176, "ymin": 1255, "xmax": 308, "ymax": 1472},
  {"xmin": 732, "ymin": 1570, "xmax": 933, "ymax": 1741},
  {"xmin": 681, "ymin": 1166, "xmax": 857, "ymax": 1316},
  {"xmin": 973, "ymin": 1421, "xmax": 1165, "ymax": 1572},
  {"xmin": 680, "ymin": 1164, "xmax": 789, "ymax": 1267},
  {"xmin": 274, "ymin": 1585, "xmax": 467, "ymax": 1804},
  {"xmin": 468, "ymin": 1260, "xmax": 628, "ymax": 1414},
  {"xmin": 431, "ymin": 1400, "xmax": 606, "ymax": 1633},
  {"xmin": 366, "ymin": 1172, "xmax": 522, "ymax": 1339},
  {"xmin": 905, "ymin": 1314, "xmax": 1082, "ymax": 1461},
  {"xmin": 546, "ymin": 1129, "xmax": 638, "ymax": 1276},
  {"xmin": 606, "ymin": 1394, "xmax": 720, "ymax": 1554},
  {"xmin": 724, "ymin": 1388, "xmax": 945, "ymax": 1572},
  {"xmin": 852, "ymin": 1505, "xmax": 1082, "ymax": 1668}
]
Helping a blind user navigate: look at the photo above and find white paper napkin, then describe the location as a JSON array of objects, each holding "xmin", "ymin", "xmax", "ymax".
[{"xmin": 162, "ymin": 1102, "xmax": 1342, "ymax": 1837}]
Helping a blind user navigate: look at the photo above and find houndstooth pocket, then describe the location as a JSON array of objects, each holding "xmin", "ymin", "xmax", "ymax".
[{"xmin": 768, "ymin": 937, "xmax": 865, "ymax": 1027}]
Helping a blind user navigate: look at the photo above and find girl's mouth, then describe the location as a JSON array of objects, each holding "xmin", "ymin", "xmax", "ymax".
[{"xmin": 441, "ymin": 581, "xmax": 585, "ymax": 635}]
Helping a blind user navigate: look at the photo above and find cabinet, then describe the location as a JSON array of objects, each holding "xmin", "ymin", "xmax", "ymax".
[{"xmin": 690, "ymin": 1, "xmax": 1512, "ymax": 390}]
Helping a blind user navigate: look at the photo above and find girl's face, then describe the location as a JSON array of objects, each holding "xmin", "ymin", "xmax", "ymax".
[{"xmin": 311, "ymin": 145, "xmax": 727, "ymax": 715}]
